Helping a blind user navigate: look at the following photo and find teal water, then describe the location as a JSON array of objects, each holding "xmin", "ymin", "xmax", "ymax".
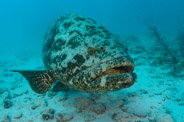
[
  {"xmin": 1, "ymin": 0, "xmax": 184, "ymax": 57},
  {"xmin": 0, "ymin": 0, "xmax": 184, "ymax": 121}
]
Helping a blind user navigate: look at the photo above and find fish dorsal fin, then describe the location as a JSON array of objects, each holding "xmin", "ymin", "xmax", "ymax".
[{"xmin": 12, "ymin": 70, "xmax": 57, "ymax": 94}]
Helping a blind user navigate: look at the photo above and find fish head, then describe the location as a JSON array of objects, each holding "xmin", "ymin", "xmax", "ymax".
[
  {"xmin": 42, "ymin": 14, "xmax": 136, "ymax": 93},
  {"xmin": 68, "ymin": 35, "xmax": 136, "ymax": 92}
]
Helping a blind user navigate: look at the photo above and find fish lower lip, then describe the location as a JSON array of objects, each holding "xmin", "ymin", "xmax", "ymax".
[
  {"xmin": 70, "ymin": 56, "xmax": 136, "ymax": 93},
  {"xmin": 90, "ymin": 72, "xmax": 136, "ymax": 92},
  {"xmin": 71, "ymin": 56, "xmax": 135, "ymax": 86},
  {"xmin": 93, "ymin": 61, "xmax": 135, "ymax": 81}
]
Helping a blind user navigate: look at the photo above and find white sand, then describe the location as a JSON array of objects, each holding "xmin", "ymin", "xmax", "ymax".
[{"xmin": 0, "ymin": 47, "xmax": 183, "ymax": 122}]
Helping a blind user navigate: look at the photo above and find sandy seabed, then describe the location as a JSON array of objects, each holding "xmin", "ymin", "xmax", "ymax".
[{"xmin": 0, "ymin": 45, "xmax": 184, "ymax": 122}]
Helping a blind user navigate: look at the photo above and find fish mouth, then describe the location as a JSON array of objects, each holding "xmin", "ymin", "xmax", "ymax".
[
  {"xmin": 93, "ymin": 61, "xmax": 135, "ymax": 81},
  {"xmin": 70, "ymin": 56, "xmax": 136, "ymax": 92}
]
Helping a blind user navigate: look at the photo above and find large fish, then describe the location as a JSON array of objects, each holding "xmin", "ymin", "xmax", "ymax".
[{"xmin": 13, "ymin": 14, "xmax": 136, "ymax": 94}]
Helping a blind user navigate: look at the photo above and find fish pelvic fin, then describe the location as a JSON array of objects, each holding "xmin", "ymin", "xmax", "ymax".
[{"xmin": 12, "ymin": 70, "xmax": 57, "ymax": 94}]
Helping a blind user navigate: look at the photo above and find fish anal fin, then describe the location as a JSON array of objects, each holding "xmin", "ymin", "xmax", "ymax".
[{"xmin": 12, "ymin": 70, "xmax": 57, "ymax": 94}]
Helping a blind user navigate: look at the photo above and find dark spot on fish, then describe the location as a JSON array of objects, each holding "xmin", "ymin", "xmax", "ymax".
[
  {"xmin": 71, "ymin": 65, "xmax": 89, "ymax": 87},
  {"xmin": 43, "ymin": 20, "xmax": 61, "ymax": 67},
  {"xmin": 53, "ymin": 55, "xmax": 60, "ymax": 63},
  {"xmin": 98, "ymin": 26, "xmax": 112, "ymax": 38},
  {"xmin": 87, "ymin": 18, "xmax": 97, "ymax": 24},
  {"xmin": 110, "ymin": 46, "xmax": 115, "ymax": 50},
  {"xmin": 62, "ymin": 60, "xmax": 83, "ymax": 82},
  {"xmin": 100, "ymin": 47, "xmax": 106, "ymax": 52},
  {"xmin": 52, "ymin": 39, "xmax": 66, "ymax": 51},
  {"xmin": 42, "ymin": 52, "xmax": 51, "ymax": 69},
  {"xmin": 113, "ymin": 50, "xmax": 117, "ymax": 53},
  {"xmin": 73, "ymin": 54, "xmax": 85, "ymax": 67},
  {"xmin": 99, "ymin": 34, "xmax": 104, "ymax": 37},
  {"xmin": 84, "ymin": 43, "xmax": 88, "ymax": 47},
  {"xmin": 116, "ymin": 41, "xmax": 124, "ymax": 47},
  {"xmin": 67, "ymin": 62, "xmax": 76, "ymax": 71},
  {"xmin": 103, "ymin": 41, "xmax": 110, "ymax": 46},
  {"xmin": 61, "ymin": 67, "xmax": 67, "ymax": 73},
  {"xmin": 92, "ymin": 59, "xmax": 95, "ymax": 63},
  {"xmin": 75, "ymin": 17, "xmax": 86, "ymax": 21},
  {"xmin": 60, "ymin": 54, "xmax": 86, "ymax": 82},
  {"xmin": 86, "ymin": 55, "xmax": 90, "ymax": 60},
  {"xmin": 86, "ymin": 25, "xmax": 97, "ymax": 36},
  {"xmin": 44, "ymin": 32, "xmax": 48, "ymax": 40},
  {"xmin": 63, "ymin": 22, "xmax": 73, "ymax": 29},
  {"xmin": 77, "ymin": 23, "xmax": 82, "ymax": 27},
  {"xmin": 67, "ymin": 36, "xmax": 80, "ymax": 49},
  {"xmin": 56, "ymin": 15, "xmax": 68, "ymax": 23},
  {"xmin": 98, "ymin": 26, "xmax": 105, "ymax": 30},
  {"xmin": 61, "ymin": 54, "xmax": 67, "ymax": 62},
  {"xmin": 69, "ymin": 30, "xmax": 83, "ymax": 37},
  {"xmin": 105, "ymin": 34, "xmax": 111, "ymax": 39},
  {"xmin": 53, "ymin": 54, "xmax": 67, "ymax": 65}
]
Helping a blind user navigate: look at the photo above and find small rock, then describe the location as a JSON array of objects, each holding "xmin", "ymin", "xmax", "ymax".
[
  {"xmin": 150, "ymin": 105, "xmax": 158, "ymax": 109},
  {"xmin": 122, "ymin": 112, "xmax": 135, "ymax": 118},
  {"xmin": 122, "ymin": 108, "xmax": 127, "ymax": 112},
  {"xmin": 154, "ymin": 113, "xmax": 174, "ymax": 122},
  {"xmin": 91, "ymin": 94, "xmax": 100, "ymax": 101},
  {"xmin": 128, "ymin": 92, "xmax": 137, "ymax": 97},
  {"xmin": 13, "ymin": 90, "xmax": 28, "ymax": 98},
  {"xmin": 41, "ymin": 108, "xmax": 55, "ymax": 121},
  {"xmin": 91, "ymin": 103, "xmax": 106, "ymax": 115},
  {"xmin": 84, "ymin": 115, "xmax": 96, "ymax": 122},
  {"xmin": 58, "ymin": 97, "xmax": 68, "ymax": 102},
  {"xmin": 56, "ymin": 113, "xmax": 73, "ymax": 122},
  {"xmin": 75, "ymin": 109, "xmax": 82, "ymax": 113},
  {"xmin": 13, "ymin": 113, "xmax": 23, "ymax": 119},
  {"xmin": 139, "ymin": 89, "xmax": 148, "ymax": 94},
  {"xmin": 47, "ymin": 92, "xmax": 57, "ymax": 98},
  {"xmin": 0, "ymin": 87, "xmax": 6, "ymax": 94},
  {"xmin": 179, "ymin": 102, "xmax": 184, "ymax": 106},
  {"xmin": 112, "ymin": 112, "xmax": 137, "ymax": 122},
  {"xmin": 2, "ymin": 115, "xmax": 11, "ymax": 122},
  {"xmin": 42, "ymin": 113, "xmax": 54, "ymax": 121},
  {"xmin": 31, "ymin": 105, "xmax": 39, "ymax": 110},
  {"xmin": 2, "ymin": 92, "xmax": 11, "ymax": 99},
  {"xmin": 3, "ymin": 99, "xmax": 12, "ymax": 109},
  {"xmin": 112, "ymin": 100, "xmax": 125, "ymax": 108},
  {"xmin": 75, "ymin": 97, "xmax": 94, "ymax": 110},
  {"xmin": 112, "ymin": 112, "xmax": 123, "ymax": 121},
  {"xmin": 31, "ymin": 99, "xmax": 48, "ymax": 110},
  {"xmin": 47, "ymin": 109, "xmax": 55, "ymax": 114},
  {"xmin": 135, "ymin": 113, "xmax": 147, "ymax": 118}
]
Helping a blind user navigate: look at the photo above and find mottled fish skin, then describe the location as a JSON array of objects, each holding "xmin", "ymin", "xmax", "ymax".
[{"xmin": 42, "ymin": 14, "xmax": 136, "ymax": 92}]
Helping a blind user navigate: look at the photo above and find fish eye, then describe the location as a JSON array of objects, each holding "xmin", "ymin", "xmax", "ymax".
[{"xmin": 87, "ymin": 47, "xmax": 96, "ymax": 55}]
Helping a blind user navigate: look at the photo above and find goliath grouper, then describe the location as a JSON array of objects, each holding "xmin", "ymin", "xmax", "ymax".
[{"xmin": 13, "ymin": 14, "xmax": 136, "ymax": 94}]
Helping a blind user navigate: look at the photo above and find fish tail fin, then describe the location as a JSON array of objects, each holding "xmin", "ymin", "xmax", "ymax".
[{"xmin": 12, "ymin": 70, "xmax": 57, "ymax": 94}]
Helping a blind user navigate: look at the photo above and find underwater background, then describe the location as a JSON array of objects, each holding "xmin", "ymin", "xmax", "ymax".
[{"xmin": 0, "ymin": 0, "xmax": 184, "ymax": 121}]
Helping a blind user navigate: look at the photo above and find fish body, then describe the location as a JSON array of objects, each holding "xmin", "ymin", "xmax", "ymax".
[{"xmin": 13, "ymin": 14, "xmax": 136, "ymax": 94}]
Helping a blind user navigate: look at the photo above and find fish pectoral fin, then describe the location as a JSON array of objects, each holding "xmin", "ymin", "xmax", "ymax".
[
  {"xmin": 12, "ymin": 70, "xmax": 57, "ymax": 94},
  {"xmin": 52, "ymin": 82, "xmax": 69, "ymax": 92}
]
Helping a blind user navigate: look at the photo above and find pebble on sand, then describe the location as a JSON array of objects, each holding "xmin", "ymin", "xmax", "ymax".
[
  {"xmin": 56, "ymin": 113, "xmax": 73, "ymax": 122},
  {"xmin": 75, "ymin": 97, "xmax": 94, "ymax": 110},
  {"xmin": 90, "ymin": 103, "xmax": 106, "ymax": 115},
  {"xmin": 3, "ymin": 99, "xmax": 12, "ymax": 109}
]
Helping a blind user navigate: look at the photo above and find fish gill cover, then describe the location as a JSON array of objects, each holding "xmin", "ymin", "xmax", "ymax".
[{"xmin": 0, "ymin": 0, "xmax": 184, "ymax": 121}]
